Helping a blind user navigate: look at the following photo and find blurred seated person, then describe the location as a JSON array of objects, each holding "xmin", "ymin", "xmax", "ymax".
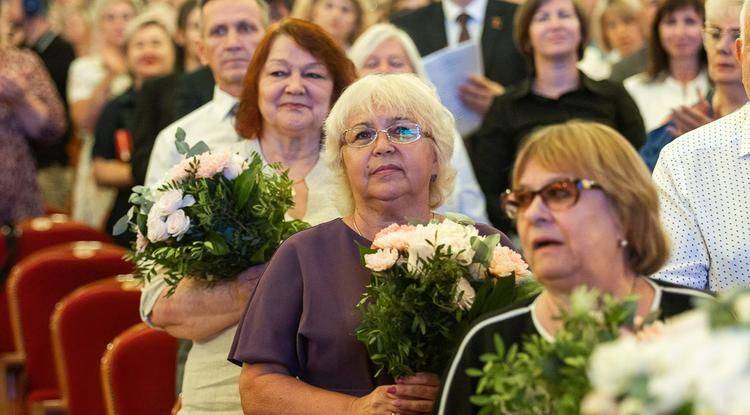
[
  {"xmin": 639, "ymin": 0, "xmax": 747, "ymax": 170},
  {"xmin": 174, "ymin": 0, "xmax": 201, "ymax": 73},
  {"xmin": 579, "ymin": 0, "xmax": 646, "ymax": 80},
  {"xmin": 92, "ymin": 10, "xmax": 176, "ymax": 245},
  {"xmin": 0, "ymin": 45, "xmax": 65, "ymax": 224},
  {"xmin": 291, "ymin": 0, "xmax": 371, "ymax": 49},
  {"xmin": 348, "ymin": 23, "xmax": 489, "ymax": 223},
  {"xmin": 623, "ymin": 0, "xmax": 709, "ymax": 132},
  {"xmin": 473, "ymin": 0, "xmax": 645, "ymax": 233},
  {"xmin": 438, "ymin": 121, "xmax": 712, "ymax": 414}
]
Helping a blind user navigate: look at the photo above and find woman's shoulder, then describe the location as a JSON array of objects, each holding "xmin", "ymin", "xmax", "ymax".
[{"xmin": 649, "ymin": 277, "xmax": 714, "ymax": 319}]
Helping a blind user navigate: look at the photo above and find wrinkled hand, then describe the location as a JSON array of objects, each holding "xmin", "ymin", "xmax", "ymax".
[
  {"xmin": 351, "ymin": 385, "xmax": 399, "ymax": 415},
  {"xmin": 391, "ymin": 372, "xmax": 441, "ymax": 414},
  {"xmin": 459, "ymin": 74, "xmax": 505, "ymax": 116},
  {"xmin": 102, "ymin": 47, "xmax": 128, "ymax": 75}
]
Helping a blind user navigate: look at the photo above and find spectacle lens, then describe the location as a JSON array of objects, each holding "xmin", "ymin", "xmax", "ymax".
[
  {"xmin": 343, "ymin": 121, "xmax": 423, "ymax": 147},
  {"xmin": 502, "ymin": 179, "xmax": 599, "ymax": 220}
]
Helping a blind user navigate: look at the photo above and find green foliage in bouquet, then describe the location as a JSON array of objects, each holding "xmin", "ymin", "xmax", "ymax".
[
  {"xmin": 356, "ymin": 245, "xmax": 484, "ymax": 378},
  {"xmin": 355, "ymin": 217, "xmax": 540, "ymax": 379},
  {"xmin": 118, "ymin": 129, "xmax": 309, "ymax": 292},
  {"xmin": 468, "ymin": 288, "xmax": 638, "ymax": 415}
]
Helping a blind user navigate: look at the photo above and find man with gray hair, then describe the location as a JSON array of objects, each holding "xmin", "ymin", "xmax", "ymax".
[
  {"xmin": 138, "ymin": 0, "xmax": 268, "ymax": 413},
  {"xmin": 651, "ymin": 0, "xmax": 750, "ymax": 292}
]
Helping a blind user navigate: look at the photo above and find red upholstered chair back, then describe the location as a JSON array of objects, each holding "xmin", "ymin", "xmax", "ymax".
[
  {"xmin": 51, "ymin": 278, "xmax": 142, "ymax": 415},
  {"xmin": 101, "ymin": 324, "xmax": 177, "ymax": 415},
  {"xmin": 7, "ymin": 242, "xmax": 133, "ymax": 396},
  {"xmin": 12, "ymin": 215, "xmax": 112, "ymax": 265}
]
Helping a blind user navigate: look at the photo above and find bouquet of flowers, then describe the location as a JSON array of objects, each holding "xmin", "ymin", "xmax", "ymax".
[
  {"xmin": 355, "ymin": 216, "xmax": 537, "ymax": 378},
  {"xmin": 469, "ymin": 288, "xmax": 639, "ymax": 415},
  {"xmin": 115, "ymin": 129, "xmax": 308, "ymax": 291},
  {"xmin": 583, "ymin": 289, "xmax": 750, "ymax": 415}
]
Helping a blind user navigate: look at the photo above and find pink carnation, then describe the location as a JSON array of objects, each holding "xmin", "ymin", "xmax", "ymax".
[
  {"xmin": 372, "ymin": 223, "xmax": 417, "ymax": 251},
  {"xmin": 488, "ymin": 246, "xmax": 530, "ymax": 278},
  {"xmin": 196, "ymin": 152, "xmax": 231, "ymax": 179},
  {"xmin": 166, "ymin": 158, "xmax": 193, "ymax": 183},
  {"xmin": 364, "ymin": 248, "xmax": 399, "ymax": 272}
]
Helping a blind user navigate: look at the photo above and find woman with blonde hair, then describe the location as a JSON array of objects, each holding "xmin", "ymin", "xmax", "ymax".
[
  {"xmin": 438, "ymin": 121, "xmax": 711, "ymax": 414},
  {"xmin": 348, "ymin": 23, "xmax": 489, "ymax": 223},
  {"xmin": 231, "ymin": 73, "xmax": 514, "ymax": 414},
  {"xmin": 291, "ymin": 0, "xmax": 371, "ymax": 49}
]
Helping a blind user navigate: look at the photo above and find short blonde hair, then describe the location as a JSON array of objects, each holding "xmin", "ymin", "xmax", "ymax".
[
  {"xmin": 511, "ymin": 121, "xmax": 669, "ymax": 276},
  {"xmin": 123, "ymin": 3, "xmax": 176, "ymax": 44},
  {"xmin": 291, "ymin": 0, "xmax": 372, "ymax": 44},
  {"xmin": 592, "ymin": 0, "xmax": 643, "ymax": 52},
  {"xmin": 347, "ymin": 23, "xmax": 428, "ymax": 80},
  {"xmin": 323, "ymin": 73, "xmax": 456, "ymax": 215}
]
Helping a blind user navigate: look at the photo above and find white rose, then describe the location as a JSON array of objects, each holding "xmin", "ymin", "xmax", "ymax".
[
  {"xmin": 364, "ymin": 248, "xmax": 399, "ymax": 271},
  {"xmin": 581, "ymin": 392, "xmax": 619, "ymax": 415},
  {"xmin": 154, "ymin": 189, "xmax": 184, "ymax": 216},
  {"xmin": 146, "ymin": 209, "xmax": 169, "ymax": 242},
  {"xmin": 223, "ymin": 154, "xmax": 246, "ymax": 180},
  {"xmin": 455, "ymin": 277, "xmax": 475, "ymax": 310},
  {"xmin": 166, "ymin": 209, "xmax": 191, "ymax": 239}
]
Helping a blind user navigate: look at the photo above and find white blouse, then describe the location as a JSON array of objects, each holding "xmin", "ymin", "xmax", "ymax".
[{"xmin": 623, "ymin": 70, "xmax": 710, "ymax": 133}]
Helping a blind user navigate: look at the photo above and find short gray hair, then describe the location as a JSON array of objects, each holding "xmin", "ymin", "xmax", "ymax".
[
  {"xmin": 347, "ymin": 23, "xmax": 429, "ymax": 80},
  {"xmin": 323, "ymin": 74, "xmax": 457, "ymax": 215}
]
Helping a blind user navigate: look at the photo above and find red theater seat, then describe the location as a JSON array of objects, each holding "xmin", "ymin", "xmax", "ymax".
[
  {"xmin": 51, "ymin": 278, "xmax": 142, "ymax": 415},
  {"xmin": 12, "ymin": 215, "xmax": 112, "ymax": 265},
  {"xmin": 101, "ymin": 324, "xmax": 177, "ymax": 415},
  {"xmin": 5, "ymin": 242, "xmax": 133, "ymax": 412}
]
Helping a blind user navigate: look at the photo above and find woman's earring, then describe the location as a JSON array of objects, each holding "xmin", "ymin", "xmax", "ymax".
[{"xmin": 618, "ymin": 239, "xmax": 629, "ymax": 248}]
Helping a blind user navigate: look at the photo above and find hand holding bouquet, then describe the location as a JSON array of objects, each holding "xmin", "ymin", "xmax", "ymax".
[
  {"xmin": 356, "ymin": 216, "xmax": 536, "ymax": 378},
  {"xmin": 115, "ymin": 130, "xmax": 308, "ymax": 291}
]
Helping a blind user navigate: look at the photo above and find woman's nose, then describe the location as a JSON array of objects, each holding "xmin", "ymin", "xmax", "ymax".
[{"xmin": 371, "ymin": 130, "xmax": 395, "ymax": 155}]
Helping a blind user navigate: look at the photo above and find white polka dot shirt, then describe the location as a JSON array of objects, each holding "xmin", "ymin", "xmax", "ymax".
[{"xmin": 652, "ymin": 104, "xmax": 750, "ymax": 291}]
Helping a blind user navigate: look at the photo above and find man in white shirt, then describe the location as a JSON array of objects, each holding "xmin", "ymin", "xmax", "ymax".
[
  {"xmin": 139, "ymin": 0, "xmax": 268, "ymax": 412},
  {"xmin": 651, "ymin": 0, "xmax": 750, "ymax": 291}
]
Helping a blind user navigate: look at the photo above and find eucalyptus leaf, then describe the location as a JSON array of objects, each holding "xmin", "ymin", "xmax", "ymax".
[
  {"xmin": 187, "ymin": 140, "xmax": 210, "ymax": 157},
  {"xmin": 112, "ymin": 214, "xmax": 130, "ymax": 236}
]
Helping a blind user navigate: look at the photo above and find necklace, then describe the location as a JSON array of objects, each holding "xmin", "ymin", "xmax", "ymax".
[{"xmin": 351, "ymin": 212, "xmax": 436, "ymax": 239}]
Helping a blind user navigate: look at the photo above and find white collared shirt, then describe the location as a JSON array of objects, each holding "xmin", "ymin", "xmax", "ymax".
[
  {"xmin": 623, "ymin": 70, "xmax": 710, "ymax": 132},
  {"xmin": 442, "ymin": 0, "xmax": 488, "ymax": 47},
  {"xmin": 652, "ymin": 104, "xmax": 750, "ymax": 291},
  {"xmin": 145, "ymin": 86, "xmax": 242, "ymax": 187}
]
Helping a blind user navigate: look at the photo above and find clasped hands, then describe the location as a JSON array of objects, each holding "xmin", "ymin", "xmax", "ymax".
[{"xmin": 352, "ymin": 372, "xmax": 440, "ymax": 415}]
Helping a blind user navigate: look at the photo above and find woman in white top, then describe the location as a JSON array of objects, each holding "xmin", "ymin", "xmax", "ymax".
[
  {"xmin": 348, "ymin": 23, "xmax": 489, "ymax": 223},
  {"xmin": 142, "ymin": 19, "xmax": 358, "ymax": 415},
  {"xmin": 68, "ymin": 0, "xmax": 140, "ymax": 228},
  {"xmin": 623, "ymin": 0, "xmax": 708, "ymax": 132}
]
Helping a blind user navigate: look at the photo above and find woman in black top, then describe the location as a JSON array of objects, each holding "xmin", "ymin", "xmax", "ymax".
[
  {"xmin": 93, "ymin": 12, "xmax": 176, "ymax": 246},
  {"xmin": 439, "ymin": 121, "xmax": 710, "ymax": 414},
  {"xmin": 473, "ymin": 0, "xmax": 646, "ymax": 232}
]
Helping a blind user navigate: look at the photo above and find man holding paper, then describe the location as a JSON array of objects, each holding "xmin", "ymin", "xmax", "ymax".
[{"xmin": 392, "ymin": 0, "xmax": 527, "ymax": 117}]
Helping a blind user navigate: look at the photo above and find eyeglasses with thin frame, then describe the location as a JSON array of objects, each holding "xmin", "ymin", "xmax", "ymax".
[
  {"xmin": 501, "ymin": 178, "xmax": 601, "ymax": 220},
  {"xmin": 702, "ymin": 26, "xmax": 741, "ymax": 44},
  {"xmin": 342, "ymin": 121, "xmax": 427, "ymax": 148}
]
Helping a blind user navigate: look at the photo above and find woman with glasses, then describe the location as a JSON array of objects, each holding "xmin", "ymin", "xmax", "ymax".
[
  {"xmin": 437, "ymin": 121, "xmax": 710, "ymax": 415},
  {"xmin": 639, "ymin": 0, "xmax": 747, "ymax": 170},
  {"xmin": 230, "ymin": 73, "xmax": 514, "ymax": 414}
]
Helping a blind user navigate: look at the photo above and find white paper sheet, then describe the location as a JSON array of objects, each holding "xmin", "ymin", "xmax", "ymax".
[{"xmin": 422, "ymin": 41, "xmax": 485, "ymax": 137}]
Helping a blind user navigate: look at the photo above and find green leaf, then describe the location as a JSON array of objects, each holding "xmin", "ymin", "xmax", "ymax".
[
  {"xmin": 444, "ymin": 212, "xmax": 475, "ymax": 225},
  {"xmin": 187, "ymin": 140, "xmax": 210, "ymax": 157},
  {"xmin": 234, "ymin": 168, "xmax": 257, "ymax": 207},
  {"xmin": 112, "ymin": 214, "xmax": 130, "ymax": 236},
  {"xmin": 176, "ymin": 140, "xmax": 190, "ymax": 155}
]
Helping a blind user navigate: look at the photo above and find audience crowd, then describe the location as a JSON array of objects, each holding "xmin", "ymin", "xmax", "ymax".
[{"xmin": 1, "ymin": 0, "xmax": 749, "ymax": 411}]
